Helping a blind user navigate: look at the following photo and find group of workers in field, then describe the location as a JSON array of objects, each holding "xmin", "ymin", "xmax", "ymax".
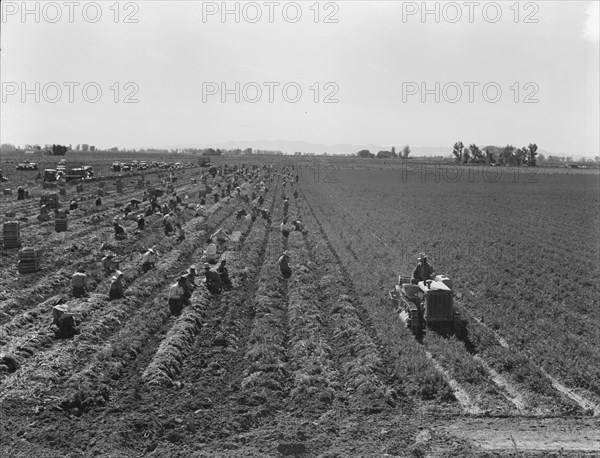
[{"xmin": 64, "ymin": 163, "xmax": 304, "ymax": 336}]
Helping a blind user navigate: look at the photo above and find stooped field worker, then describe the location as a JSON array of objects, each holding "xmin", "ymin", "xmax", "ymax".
[
  {"xmin": 180, "ymin": 267, "xmax": 197, "ymax": 307},
  {"xmin": 183, "ymin": 266, "xmax": 199, "ymax": 293},
  {"xmin": 101, "ymin": 253, "xmax": 117, "ymax": 276},
  {"xmin": 278, "ymin": 251, "xmax": 292, "ymax": 279},
  {"xmin": 109, "ymin": 271, "xmax": 125, "ymax": 300},
  {"xmin": 411, "ymin": 253, "xmax": 435, "ymax": 285},
  {"xmin": 168, "ymin": 277, "xmax": 187, "ymax": 316},
  {"xmin": 137, "ymin": 214, "xmax": 145, "ymax": 230},
  {"xmin": 204, "ymin": 238, "xmax": 218, "ymax": 263},
  {"xmin": 163, "ymin": 213, "xmax": 174, "ymax": 236},
  {"xmin": 280, "ymin": 218, "xmax": 292, "ymax": 238},
  {"xmin": 71, "ymin": 268, "xmax": 88, "ymax": 298},
  {"xmin": 141, "ymin": 247, "xmax": 158, "ymax": 273},
  {"xmin": 175, "ymin": 222, "xmax": 185, "ymax": 243},
  {"xmin": 292, "ymin": 219, "xmax": 307, "ymax": 234},
  {"xmin": 217, "ymin": 259, "xmax": 232, "ymax": 291},
  {"xmin": 113, "ymin": 221, "xmax": 126, "ymax": 240},
  {"xmin": 95, "ymin": 197, "xmax": 102, "ymax": 206},
  {"xmin": 210, "ymin": 228, "xmax": 230, "ymax": 252},
  {"xmin": 204, "ymin": 263, "xmax": 222, "ymax": 295}
]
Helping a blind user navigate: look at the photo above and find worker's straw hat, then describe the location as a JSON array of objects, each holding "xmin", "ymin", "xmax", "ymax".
[
  {"xmin": 116, "ymin": 270, "xmax": 123, "ymax": 277},
  {"xmin": 203, "ymin": 263, "xmax": 210, "ymax": 269}
]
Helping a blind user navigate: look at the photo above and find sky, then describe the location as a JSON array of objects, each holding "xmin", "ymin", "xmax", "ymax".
[{"xmin": 1, "ymin": 1, "xmax": 599, "ymax": 157}]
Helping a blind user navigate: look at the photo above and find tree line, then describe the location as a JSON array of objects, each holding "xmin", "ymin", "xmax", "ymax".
[{"xmin": 453, "ymin": 142, "xmax": 538, "ymax": 166}]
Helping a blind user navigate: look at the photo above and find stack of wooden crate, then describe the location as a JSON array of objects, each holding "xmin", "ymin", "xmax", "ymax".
[
  {"xmin": 18, "ymin": 247, "xmax": 40, "ymax": 273},
  {"xmin": 3, "ymin": 221, "xmax": 21, "ymax": 249}
]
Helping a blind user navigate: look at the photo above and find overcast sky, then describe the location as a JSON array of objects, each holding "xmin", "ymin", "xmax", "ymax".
[{"xmin": 1, "ymin": 1, "xmax": 599, "ymax": 157}]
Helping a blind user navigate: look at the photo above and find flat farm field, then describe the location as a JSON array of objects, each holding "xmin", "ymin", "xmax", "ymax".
[{"xmin": 0, "ymin": 157, "xmax": 598, "ymax": 457}]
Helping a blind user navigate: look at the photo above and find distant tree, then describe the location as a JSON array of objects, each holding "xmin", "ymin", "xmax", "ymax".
[
  {"xmin": 498, "ymin": 145, "xmax": 515, "ymax": 166},
  {"xmin": 484, "ymin": 147, "xmax": 496, "ymax": 164},
  {"xmin": 527, "ymin": 143, "xmax": 538, "ymax": 166},
  {"xmin": 514, "ymin": 147, "xmax": 527, "ymax": 166},
  {"xmin": 391, "ymin": 146, "xmax": 396, "ymax": 158},
  {"xmin": 402, "ymin": 145, "xmax": 411, "ymax": 158},
  {"xmin": 90, "ymin": 145, "xmax": 96, "ymax": 152},
  {"xmin": 357, "ymin": 149, "xmax": 374, "ymax": 158},
  {"xmin": 452, "ymin": 141, "xmax": 464, "ymax": 162},
  {"xmin": 462, "ymin": 147, "xmax": 471, "ymax": 164},
  {"xmin": 81, "ymin": 144, "xmax": 89, "ymax": 152},
  {"xmin": 51, "ymin": 144, "xmax": 68, "ymax": 156},
  {"xmin": 469, "ymin": 144, "xmax": 483, "ymax": 163},
  {"xmin": 377, "ymin": 150, "xmax": 394, "ymax": 159},
  {"xmin": 75, "ymin": 144, "xmax": 80, "ymax": 151},
  {"xmin": 243, "ymin": 148, "xmax": 253, "ymax": 155},
  {"xmin": 110, "ymin": 147, "xmax": 119, "ymax": 152}
]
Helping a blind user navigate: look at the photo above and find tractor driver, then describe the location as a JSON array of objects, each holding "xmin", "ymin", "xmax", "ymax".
[{"xmin": 411, "ymin": 253, "xmax": 435, "ymax": 285}]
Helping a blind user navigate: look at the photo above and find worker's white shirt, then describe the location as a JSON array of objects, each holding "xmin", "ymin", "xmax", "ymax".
[
  {"xmin": 168, "ymin": 283, "xmax": 184, "ymax": 299},
  {"xmin": 142, "ymin": 252, "xmax": 156, "ymax": 264}
]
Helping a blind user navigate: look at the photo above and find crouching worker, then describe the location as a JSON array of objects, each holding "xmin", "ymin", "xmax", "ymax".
[
  {"xmin": 71, "ymin": 268, "xmax": 88, "ymax": 298},
  {"xmin": 204, "ymin": 263, "xmax": 222, "ymax": 295},
  {"xmin": 168, "ymin": 277, "xmax": 187, "ymax": 316},
  {"xmin": 217, "ymin": 259, "xmax": 232, "ymax": 291},
  {"xmin": 52, "ymin": 304, "xmax": 81, "ymax": 339},
  {"xmin": 278, "ymin": 251, "xmax": 292, "ymax": 279},
  {"xmin": 141, "ymin": 247, "xmax": 158, "ymax": 273},
  {"xmin": 101, "ymin": 253, "xmax": 117, "ymax": 275},
  {"xmin": 109, "ymin": 271, "xmax": 125, "ymax": 300},
  {"xmin": 113, "ymin": 221, "xmax": 126, "ymax": 240},
  {"xmin": 183, "ymin": 266, "xmax": 199, "ymax": 299},
  {"xmin": 137, "ymin": 214, "xmax": 145, "ymax": 230}
]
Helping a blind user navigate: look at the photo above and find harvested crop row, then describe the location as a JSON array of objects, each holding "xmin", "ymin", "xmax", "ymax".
[
  {"xmin": 141, "ymin": 215, "xmax": 254, "ymax": 386},
  {"xmin": 0, "ymin": 203, "xmax": 237, "ymax": 401},
  {"xmin": 285, "ymin": 230, "xmax": 342, "ymax": 411},
  {"xmin": 0, "ymin": 199, "xmax": 229, "ymax": 358},
  {"xmin": 0, "ymin": 179, "xmax": 201, "ymax": 318},
  {"xmin": 60, "ymin": 182, "xmax": 280, "ymax": 414},
  {"xmin": 240, "ymin": 189, "xmax": 289, "ymax": 404}
]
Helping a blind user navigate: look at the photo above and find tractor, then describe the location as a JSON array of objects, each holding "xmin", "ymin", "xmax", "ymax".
[{"xmin": 390, "ymin": 274, "xmax": 465, "ymax": 337}]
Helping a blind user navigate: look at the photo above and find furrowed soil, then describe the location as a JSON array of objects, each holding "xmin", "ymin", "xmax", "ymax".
[{"xmin": 1, "ymin": 157, "xmax": 599, "ymax": 457}]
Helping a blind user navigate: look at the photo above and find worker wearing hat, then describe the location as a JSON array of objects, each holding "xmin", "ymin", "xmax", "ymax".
[
  {"xmin": 182, "ymin": 265, "xmax": 199, "ymax": 300},
  {"xmin": 168, "ymin": 276, "xmax": 187, "ymax": 315},
  {"xmin": 204, "ymin": 263, "xmax": 222, "ymax": 295},
  {"xmin": 101, "ymin": 253, "xmax": 117, "ymax": 276},
  {"xmin": 217, "ymin": 259, "xmax": 232, "ymax": 291},
  {"xmin": 109, "ymin": 271, "xmax": 125, "ymax": 300},
  {"xmin": 278, "ymin": 251, "xmax": 292, "ymax": 279},
  {"xmin": 411, "ymin": 253, "xmax": 435, "ymax": 285},
  {"xmin": 141, "ymin": 247, "xmax": 158, "ymax": 273},
  {"xmin": 72, "ymin": 268, "xmax": 88, "ymax": 298}
]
